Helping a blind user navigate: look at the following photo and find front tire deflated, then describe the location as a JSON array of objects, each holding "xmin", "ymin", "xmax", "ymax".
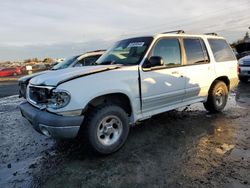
[
  {"xmin": 84, "ymin": 104, "xmax": 130, "ymax": 155},
  {"xmin": 203, "ymin": 81, "xmax": 228, "ymax": 113}
]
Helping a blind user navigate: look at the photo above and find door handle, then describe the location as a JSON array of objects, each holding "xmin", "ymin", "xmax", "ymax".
[{"xmin": 171, "ymin": 71, "xmax": 179, "ymax": 74}]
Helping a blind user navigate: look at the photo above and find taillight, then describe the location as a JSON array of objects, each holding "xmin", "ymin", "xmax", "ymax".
[{"xmin": 237, "ymin": 64, "xmax": 240, "ymax": 74}]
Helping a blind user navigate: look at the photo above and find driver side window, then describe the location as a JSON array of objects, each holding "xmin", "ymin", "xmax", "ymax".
[{"xmin": 151, "ymin": 38, "xmax": 181, "ymax": 66}]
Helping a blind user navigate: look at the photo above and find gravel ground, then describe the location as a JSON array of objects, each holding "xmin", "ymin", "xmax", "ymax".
[{"xmin": 0, "ymin": 83, "xmax": 250, "ymax": 188}]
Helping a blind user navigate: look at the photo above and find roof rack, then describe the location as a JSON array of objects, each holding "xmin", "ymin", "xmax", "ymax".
[
  {"xmin": 204, "ymin": 32, "xmax": 218, "ymax": 36},
  {"xmin": 162, "ymin": 30, "xmax": 185, "ymax": 34}
]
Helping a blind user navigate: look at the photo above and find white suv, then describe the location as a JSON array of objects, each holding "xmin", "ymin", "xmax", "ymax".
[{"xmin": 20, "ymin": 31, "xmax": 238, "ymax": 154}]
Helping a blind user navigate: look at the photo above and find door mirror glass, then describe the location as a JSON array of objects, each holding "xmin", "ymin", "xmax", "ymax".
[{"xmin": 145, "ymin": 56, "xmax": 164, "ymax": 68}]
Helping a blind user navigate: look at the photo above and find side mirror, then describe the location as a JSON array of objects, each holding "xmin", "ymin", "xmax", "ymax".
[{"xmin": 143, "ymin": 56, "xmax": 164, "ymax": 68}]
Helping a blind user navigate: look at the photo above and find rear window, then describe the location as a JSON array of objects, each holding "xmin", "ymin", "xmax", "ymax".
[
  {"xmin": 183, "ymin": 38, "xmax": 209, "ymax": 65},
  {"xmin": 208, "ymin": 39, "xmax": 236, "ymax": 62}
]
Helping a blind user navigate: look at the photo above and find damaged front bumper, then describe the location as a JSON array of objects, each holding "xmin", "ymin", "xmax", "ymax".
[{"xmin": 19, "ymin": 101, "xmax": 84, "ymax": 139}]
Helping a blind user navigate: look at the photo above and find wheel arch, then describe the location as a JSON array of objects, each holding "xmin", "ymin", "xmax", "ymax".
[
  {"xmin": 84, "ymin": 92, "xmax": 133, "ymax": 118},
  {"xmin": 211, "ymin": 76, "xmax": 230, "ymax": 91}
]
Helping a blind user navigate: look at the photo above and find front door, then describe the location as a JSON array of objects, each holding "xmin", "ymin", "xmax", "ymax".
[{"xmin": 140, "ymin": 38, "xmax": 186, "ymax": 114}]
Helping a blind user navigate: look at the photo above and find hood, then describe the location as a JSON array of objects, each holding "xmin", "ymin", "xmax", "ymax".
[
  {"xmin": 18, "ymin": 70, "xmax": 51, "ymax": 83},
  {"xmin": 29, "ymin": 65, "xmax": 121, "ymax": 86}
]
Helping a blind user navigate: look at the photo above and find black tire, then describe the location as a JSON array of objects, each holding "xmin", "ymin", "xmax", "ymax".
[
  {"xmin": 203, "ymin": 81, "xmax": 228, "ymax": 113},
  {"xmin": 239, "ymin": 77, "xmax": 249, "ymax": 83},
  {"xmin": 85, "ymin": 104, "xmax": 129, "ymax": 154}
]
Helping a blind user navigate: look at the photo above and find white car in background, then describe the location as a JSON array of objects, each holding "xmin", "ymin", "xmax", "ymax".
[
  {"xmin": 238, "ymin": 55, "xmax": 250, "ymax": 82},
  {"xmin": 18, "ymin": 50, "xmax": 105, "ymax": 98}
]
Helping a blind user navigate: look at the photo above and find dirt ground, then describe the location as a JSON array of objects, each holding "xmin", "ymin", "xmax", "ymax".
[{"xmin": 0, "ymin": 83, "xmax": 250, "ymax": 188}]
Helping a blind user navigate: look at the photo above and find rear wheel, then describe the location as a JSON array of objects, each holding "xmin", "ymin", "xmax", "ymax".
[
  {"xmin": 203, "ymin": 81, "xmax": 228, "ymax": 113},
  {"xmin": 85, "ymin": 104, "xmax": 129, "ymax": 154}
]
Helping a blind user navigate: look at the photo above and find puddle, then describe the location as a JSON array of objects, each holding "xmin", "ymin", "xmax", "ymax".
[
  {"xmin": 225, "ymin": 181, "xmax": 249, "ymax": 188},
  {"xmin": 177, "ymin": 91, "xmax": 244, "ymax": 113},
  {"xmin": 230, "ymin": 148, "xmax": 250, "ymax": 160},
  {"xmin": 235, "ymin": 83, "xmax": 250, "ymax": 108}
]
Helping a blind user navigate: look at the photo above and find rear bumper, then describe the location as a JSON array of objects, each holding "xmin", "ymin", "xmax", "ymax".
[{"xmin": 19, "ymin": 101, "xmax": 84, "ymax": 139}]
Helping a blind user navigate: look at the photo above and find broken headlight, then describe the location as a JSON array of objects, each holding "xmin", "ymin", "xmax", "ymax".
[{"xmin": 47, "ymin": 89, "xmax": 71, "ymax": 109}]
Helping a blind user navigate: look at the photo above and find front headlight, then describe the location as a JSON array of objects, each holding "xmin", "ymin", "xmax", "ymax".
[{"xmin": 47, "ymin": 89, "xmax": 71, "ymax": 109}]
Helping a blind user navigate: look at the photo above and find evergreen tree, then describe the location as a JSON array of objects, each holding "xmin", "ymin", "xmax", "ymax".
[{"xmin": 243, "ymin": 32, "xmax": 249, "ymax": 42}]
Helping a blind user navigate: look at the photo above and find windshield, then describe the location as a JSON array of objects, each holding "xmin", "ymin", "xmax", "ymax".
[
  {"xmin": 96, "ymin": 37, "xmax": 153, "ymax": 65},
  {"xmin": 52, "ymin": 56, "xmax": 78, "ymax": 70}
]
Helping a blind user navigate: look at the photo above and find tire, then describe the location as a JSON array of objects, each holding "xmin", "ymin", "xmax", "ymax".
[
  {"xmin": 203, "ymin": 81, "xmax": 228, "ymax": 113},
  {"xmin": 85, "ymin": 104, "xmax": 129, "ymax": 154},
  {"xmin": 239, "ymin": 77, "xmax": 249, "ymax": 83}
]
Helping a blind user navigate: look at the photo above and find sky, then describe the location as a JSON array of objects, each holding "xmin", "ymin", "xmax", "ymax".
[{"xmin": 0, "ymin": 0, "xmax": 249, "ymax": 61}]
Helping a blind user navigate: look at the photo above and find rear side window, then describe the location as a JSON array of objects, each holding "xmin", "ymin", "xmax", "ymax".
[
  {"xmin": 208, "ymin": 39, "xmax": 236, "ymax": 62},
  {"xmin": 183, "ymin": 38, "xmax": 209, "ymax": 65}
]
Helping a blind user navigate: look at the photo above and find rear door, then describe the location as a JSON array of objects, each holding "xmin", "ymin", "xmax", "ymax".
[{"xmin": 182, "ymin": 38, "xmax": 215, "ymax": 101}]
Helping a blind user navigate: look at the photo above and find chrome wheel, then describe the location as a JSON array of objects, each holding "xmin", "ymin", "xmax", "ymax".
[
  {"xmin": 215, "ymin": 87, "xmax": 225, "ymax": 107},
  {"xmin": 97, "ymin": 115, "xmax": 123, "ymax": 146}
]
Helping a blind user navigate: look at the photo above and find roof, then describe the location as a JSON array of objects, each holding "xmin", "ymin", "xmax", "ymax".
[
  {"xmin": 122, "ymin": 30, "xmax": 225, "ymax": 41},
  {"xmin": 154, "ymin": 32, "xmax": 224, "ymax": 40}
]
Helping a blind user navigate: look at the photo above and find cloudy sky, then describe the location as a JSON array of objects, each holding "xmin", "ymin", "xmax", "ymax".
[{"xmin": 0, "ymin": 0, "xmax": 249, "ymax": 61}]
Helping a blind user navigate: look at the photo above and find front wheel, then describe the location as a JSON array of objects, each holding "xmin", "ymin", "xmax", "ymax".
[
  {"xmin": 203, "ymin": 81, "xmax": 228, "ymax": 113},
  {"xmin": 85, "ymin": 104, "xmax": 129, "ymax": 154}
]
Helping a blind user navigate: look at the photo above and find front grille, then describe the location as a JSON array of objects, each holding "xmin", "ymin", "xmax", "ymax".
[{"xmin": 28, "ymin": 86, "xmax": 52, "ymax": 104}]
